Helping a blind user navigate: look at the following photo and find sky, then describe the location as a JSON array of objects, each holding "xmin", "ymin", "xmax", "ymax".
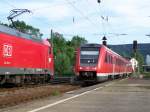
[{"xmin": 0, "ymin": 0, "xmax": 150, "ymax": 45}]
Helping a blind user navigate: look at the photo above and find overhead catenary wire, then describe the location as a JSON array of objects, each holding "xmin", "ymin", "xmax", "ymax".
[
  {"xmin": 85, "ymin": 0, "xmax": 108, "ymax": 36},
  {"xmin": 1, "ymin": 0, "xmax": 17, "ymax": 8},
  {"xmin": 31, "ymin": 0, "xmax": 102, "ymax": 38},
  {"xmin": 1, "ymin": 0, "xmax": 101, "ymax": 36},
  {"xmin": 1, "ymin": 0, "xmax": 126, "ymax": 40},
  {"xmin": 65, "ymin": 0, "xmax": 101, "ymax": 30},
  {"xmin": 84, "ymin": 1, "xmax": 127, "ymax": 38},
  {"xmin": 32, "ymin": 0, "xmax": 86, "ymax": 12},
  {"xmin": 0, "ymin": 0, "xmax": 67, "ymax": 36}
]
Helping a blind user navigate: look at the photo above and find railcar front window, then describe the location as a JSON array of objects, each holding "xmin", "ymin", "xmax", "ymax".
[
  {"xmin": 80, "ymin": 47, "xmax": 100, "ymax": 66},
  {"xmin": 81, "ymin": 51, "xmax": 99, "ymax": 55}
]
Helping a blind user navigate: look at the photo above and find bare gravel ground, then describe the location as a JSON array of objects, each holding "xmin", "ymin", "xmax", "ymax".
[{"xmin": 0, "ymin": 84, "xmax": 80, "ymax": 108}]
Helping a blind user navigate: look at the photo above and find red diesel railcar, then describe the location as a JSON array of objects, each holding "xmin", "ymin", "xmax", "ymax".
[
  {"xmin": 0, "ymin": 25, "xmax": 54, "ymax": 84},
  {"xmin": 74, "ymin": 43, "xmax": 133, "ymax": 83}
]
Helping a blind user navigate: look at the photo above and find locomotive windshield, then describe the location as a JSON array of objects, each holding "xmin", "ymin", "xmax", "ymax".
[{"xmin": 80, "ymin": 47, "xmax": 100, "ymax": 66}]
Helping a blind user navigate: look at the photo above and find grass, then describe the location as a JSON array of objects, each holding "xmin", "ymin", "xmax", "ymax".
[
  {"xmin": 51, "ymin": 90, "xmax": 60, "ymax": 96},
  {"xmin": 143, "ymin": 72, "xmax": 150, "ymax": 78}
]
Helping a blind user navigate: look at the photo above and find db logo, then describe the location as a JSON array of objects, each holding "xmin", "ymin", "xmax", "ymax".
[{"xmin": 3, "ymin": 44, "xmax": 13, "ymax": 57}]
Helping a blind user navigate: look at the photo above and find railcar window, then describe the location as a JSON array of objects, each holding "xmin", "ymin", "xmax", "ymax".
[
  {"xmin": 81, "ymin": 51, "xmax": 99, "ymax": 55},
  {"xmin": 104, "ymin": 52, "xmax": 113, "ymax": 64},
  {"xmin": 114, "ymin": 58, "xmax": 116, "ymax": 64},
  {"xmin": 110, "ymin": 56, "xmax": 113, "ymax": 64},
  {"xmin": 116, "ymin": 58, "xmax": 119, "ymax": 65},
  {"xmin": 109, "ymin": 55, "xmax": 112, "ymax": 64},
  {"xmin": 80, "ymin": 47, "xmax": 100, "ymax": 66},
  {"xmin": 105, "ymin": 53, "xmax": 108, "ymax": 63},
  {"xmin": 108, "ymin": 55, "xmax": 111, "ymax": 63}
]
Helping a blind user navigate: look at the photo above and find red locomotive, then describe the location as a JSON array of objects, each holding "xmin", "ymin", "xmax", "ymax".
[
  {"xmin": 0, "ymin": 25, "xmax": 54, "ymax": 84},
  {"xmin": 74, "ymin": 43, "xmax": 133, "ymax": 83}
]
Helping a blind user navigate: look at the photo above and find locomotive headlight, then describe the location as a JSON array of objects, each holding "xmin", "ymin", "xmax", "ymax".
[
  {"xmin": 80, "ymin": 67, "xmax": 83, "ymax": 69},
  {"xmin": 94, "ymin": 67, "xmax": 96, "ymax": 70},
  {"xmin": 48, "ymin": 58, "xmax": 51, "ymax": 63}
]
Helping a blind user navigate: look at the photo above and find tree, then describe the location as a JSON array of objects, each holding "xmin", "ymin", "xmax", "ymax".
[
  {"xmin": 120, "ymin": 51, "xmax": 130, "ymax": 58},
  {"xmin": 70, "ymin": 35, "xmax": 87, "ymax": 48},
  {"xmin": 50, "ymin": 32, "xmax": 88, "ymax": 76},
  {"xmin": 51, "ymin": 32, "xmax": 67, "ymax": 75},
  {"xmin": 55, "ymin": 53, "xmax": 71, "ymax": 75},
  {"xmin": 0, "ymin": 21, "xmax": 9, "ymax": 26}
]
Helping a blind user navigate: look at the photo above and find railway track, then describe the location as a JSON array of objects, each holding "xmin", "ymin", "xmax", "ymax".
[
  {"xmin": 50, "ymin": 77, "xmax": 71, "ymax": 84},
  {"xmin": 0, "ymin": 76, "xmax": 72, "ymax": 88},
  {"xmin": 0, "ymin": 77, "xmax": 72, "ymax": 93},
  {"xmin": 0, "ymin": 76, "xmax": 79, "ymax": 108}
]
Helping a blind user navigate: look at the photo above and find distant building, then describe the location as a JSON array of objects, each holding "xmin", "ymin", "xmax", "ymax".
[
  {"xmin": 143, "ymin": 54, "xmax": 150, "ymax": 72},
  {"xmin": 130, "ymin": 58, "xmax": 138, "ymax": 71},
  {"xmin": 146, "ymin": 54, "xmax": 150, "ymax": 66}
]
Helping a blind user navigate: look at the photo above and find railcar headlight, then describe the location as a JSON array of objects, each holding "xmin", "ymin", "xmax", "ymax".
[{"xmin": 80, "ymin": 67, "xmax": 82, "ymax": 69}]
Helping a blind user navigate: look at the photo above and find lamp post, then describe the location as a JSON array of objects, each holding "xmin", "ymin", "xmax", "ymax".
[
  {"xmin": 102, "ymin": 36, "xmax": 107, "ymax": 46},
  {"xmin": 97, "ymin": 0, "xmax": 101, "ymax": 3}
]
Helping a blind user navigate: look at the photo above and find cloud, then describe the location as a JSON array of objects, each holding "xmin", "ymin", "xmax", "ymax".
[
  {"xmin": 0, "ymin": 0, "xmax": 150, "ymax": 44},
  {"xmin": 9, "ymin": 1, "xmax": 71, "ymax": 22}
]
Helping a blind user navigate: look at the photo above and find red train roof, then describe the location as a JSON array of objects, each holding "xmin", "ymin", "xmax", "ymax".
[{"xmin": 0, "ymin": 24, "xmax": 42, "ymax": 42}]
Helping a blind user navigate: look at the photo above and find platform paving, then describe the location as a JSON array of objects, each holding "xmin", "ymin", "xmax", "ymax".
[{"xmin": 1, "ymin": 78, "xmax": 150, "ymax": 112}]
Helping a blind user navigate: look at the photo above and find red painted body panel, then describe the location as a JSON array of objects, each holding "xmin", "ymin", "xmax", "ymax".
[{"xmin": 0, "ymin": 32, "xmax": 54, "ymax": 75}]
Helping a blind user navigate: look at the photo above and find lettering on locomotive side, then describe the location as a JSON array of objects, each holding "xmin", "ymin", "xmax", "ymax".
[{"xmin": 3, "ymin": 44, "xmax": 13, "ymax": 57}]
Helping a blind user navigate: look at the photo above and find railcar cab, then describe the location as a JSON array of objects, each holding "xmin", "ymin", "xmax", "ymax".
[
  {"xmin": 74, "ymin": 43, "xmax": 133, "ymax": 84},
  {"xmin": 77, "ymin": 44, "xmax": 101, "ymax": 82}
]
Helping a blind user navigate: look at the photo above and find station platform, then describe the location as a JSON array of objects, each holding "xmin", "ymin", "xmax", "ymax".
[{"xmin": 1, "ymin": 78, "xmax": 150, "ymax": 112}]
